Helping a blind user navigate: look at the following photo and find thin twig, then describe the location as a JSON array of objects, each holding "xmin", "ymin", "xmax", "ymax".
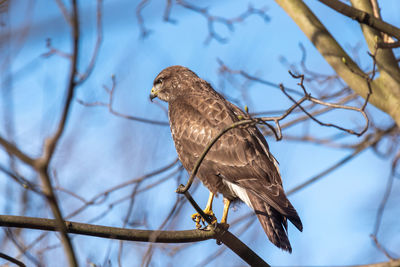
[
  {"xmin": 163, "ymin": 0, "xmax": 176, "ymax": 23},
  {"xmin": 77, "ymin": 75, "xmax": 169, "ymax": 126},
  {"xmin": 4, "ymin": 229, "xmax": 40, "ymax": 266},
  {"xmin": 141, "ymin": 195, "xmax": 185, "ymax": 266},
  {"xmin": 55, "ymin": 0, "xmax": 72, "ymax": 26},
  {"xmin": 0, "ymin": 163, "xmax": 41, "ymax": 194},
  {"xmin": 370, "ymin": 234, "xmax": 395, "ymax": 260},
  {"xmin": 66, "ymin": 158, "xmax": 178, "ymax": 220},
  {"xmin": 287, "ymin": 125, "xmax": 397, "ymax": 195},
  {"xmin": 41, "ymin": 38, "xmax": 72, "ymax": 59},
  {"xmin": 286, "ymin": 71, "xmax": 369, "ymax": 136},
  {"xmin": 136, "ymin": 0, "xmax": 152, "ymax": 37},
  {"xmin": 76, "ymin": 0, "xmax": 103, "ymax": 84},
  {"xmin": 370, "ymin": 151, "xmax": 400, "ymax": 260},
  {"xmin": 176, "ymin": 1, "xmax": 270, "ymax": 44},
  {"xmin": 0, "ymin": 252, "xmax": 26, "ymax": 267}
]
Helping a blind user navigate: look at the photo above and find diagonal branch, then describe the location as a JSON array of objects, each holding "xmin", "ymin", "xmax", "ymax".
[
  {"xmin": 0, "ymin": 136, "xmax": 35, "ymax": 166},
  {"xmin": 0, "ymin": 252, "xmax": 26, "ymax": 267},
  {"xmin": 318, "ymin": 0, "xmax": 400, "ymax": 39},
  {"xmin": 182, "ymin": 191, "xmax": 269, "ymax": 266}
]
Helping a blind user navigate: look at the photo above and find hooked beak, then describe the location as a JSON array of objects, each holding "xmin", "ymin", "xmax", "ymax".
[{"xmin": 149, "ymin": 87, "xmax": 158, "ymax": 102}]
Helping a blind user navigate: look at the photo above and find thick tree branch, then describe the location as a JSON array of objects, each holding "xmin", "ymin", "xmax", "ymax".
[
  {"xmin": 0, "ymin": 215, "xmax": 214, "ymax": 243},
  {"xmin": 318, "ymin": 0, "xmax": 400, "ymax": 39},
  {"xmin": 0, "ymin": 215, "xmax": 269, "ymax": 266},
  {"xmin": 349, "ymin": 0, "xmax": 400, "ymax": 88}
]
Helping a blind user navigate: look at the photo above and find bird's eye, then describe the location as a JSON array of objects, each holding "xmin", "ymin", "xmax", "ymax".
[{"xmin": 155, "ymin": 78, "xmax": 163, "ymax": 85}]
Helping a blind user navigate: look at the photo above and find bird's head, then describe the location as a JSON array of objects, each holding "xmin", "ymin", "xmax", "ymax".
[{"xmin": 150, "ymin": 65, "xmax": 199, "ymax": 102}]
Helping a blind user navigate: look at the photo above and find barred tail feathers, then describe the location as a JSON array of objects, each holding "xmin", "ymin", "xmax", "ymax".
[{"xmin": 248, "ymin": 193, "xmax": 293, "ymax": 253}]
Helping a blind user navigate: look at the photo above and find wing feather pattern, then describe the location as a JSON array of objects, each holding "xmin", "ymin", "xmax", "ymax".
[{"xmin": 168, "ymin": 83, "xmax": 302, "ymax": 251}]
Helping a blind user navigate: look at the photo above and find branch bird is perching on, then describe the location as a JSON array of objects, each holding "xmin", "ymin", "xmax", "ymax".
[{"xmin": 0, "ymin": 215, "xmax": 270, "ymax": 267}]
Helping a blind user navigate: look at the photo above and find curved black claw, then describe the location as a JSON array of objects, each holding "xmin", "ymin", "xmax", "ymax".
[{"xmin": 191, "ymin": 210, "xmax": 217, "ymax": 229}]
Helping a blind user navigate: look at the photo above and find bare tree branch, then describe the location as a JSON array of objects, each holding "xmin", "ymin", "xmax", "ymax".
[
  {"xmin": 4, "ymin": 229, "xmax": 41, "ymax": 266},
  {"xmin": 372, "ymin": 151, "xmax": 400, "ymax": 237},
  {"xmin": 370, "ymin": 235, "xmax": 396, "ymax": 261},
  {"xmin": 0, "ymin": 163, "xmax": 41, "ymax": 194},
  {"xmin": 0, "ymin": 214, "xmax": 270, "ymax": 266},
  {"xmin": 0, "ymin": 215, "xmax": 214, "ymax": 243},
  {"xmin": 0, "ymin": 252, "xmax": 26, "ymax": 267},
  {"xmin": 136, "ymin": 0, "xmax": 152, "ymax": 38},
  {"xmin": 55, "ymin": 0, "xmax": 72, "ymax": 26}
]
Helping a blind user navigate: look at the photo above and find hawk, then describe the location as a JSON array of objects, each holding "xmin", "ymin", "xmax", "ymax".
[{"xmin": 150, "ymin": 66, "xmax": 302, "ymax": 252}]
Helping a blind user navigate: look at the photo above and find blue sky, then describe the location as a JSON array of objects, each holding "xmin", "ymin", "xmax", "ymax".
[{"xmin": 0, "ymin": 0, "xmax": 399, "ymax": 266}]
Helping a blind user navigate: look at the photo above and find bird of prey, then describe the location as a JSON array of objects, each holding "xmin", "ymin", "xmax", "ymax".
[{"xmin": 150, "ymin": 66, "xmax": 302, "ymax": 252}]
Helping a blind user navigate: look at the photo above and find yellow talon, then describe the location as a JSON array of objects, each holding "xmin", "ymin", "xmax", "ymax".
[
  {"xmin": 191, "ymin": 192, "xmax": 217, "ymax": 228},
  {"xmin": 190, "ymin": 193, "xmax": 232, "ymax": 229},
  {"xmin": 191, "ymin": 209, "xmax": 217, "ymax": 229}
]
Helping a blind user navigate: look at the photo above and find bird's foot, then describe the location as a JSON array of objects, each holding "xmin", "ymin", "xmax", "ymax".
[{"xmin": 191, "ymin": 209, "xmax": 217, "ymax": 229}]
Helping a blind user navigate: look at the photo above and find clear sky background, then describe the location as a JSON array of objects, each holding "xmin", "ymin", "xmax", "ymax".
[{"xmin": 0, "ymin": 0, "xmax": 399, "ymax": 266}]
